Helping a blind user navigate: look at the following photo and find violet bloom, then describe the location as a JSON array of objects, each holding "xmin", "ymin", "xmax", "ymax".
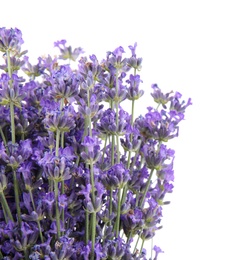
[
  {"xmin": 54, "ymin": 39, "xmax": 84, "ymax": 61},
  {"xmin": 135, "ymin": 106, "xmax": 183, "ymax": 142},
  {"xmin": 127, "ymin": 42, "xmax": 143, "ymax": 71},
  {"xmin": 42, "ymin": 156, "xmax": 72, "ymax": 182},
  {"xmin": 151, "ymin": 84, "xmax": 173, "ymax": 107},
  {"xmin": 77, "ymin": 94, "xmax": 99, "ymax": 119},
  {"xmin": 22, "ymin": 56, "xmax": 44, "ymax": 78},
  {"xmin": 121, "ymin": 208, "xmax": 145, "ymax": 237},
  {"xmin": 153, "ymin": 245, "xmax": 164, "ymax": 260},
  {"xmin": 102, "ymin": 163, "xmax": 130, "ymax": 190},
  {"xmin": 80, "ymin": 136, "xmax": 101, "ymax": 164},
  {"xmin": 49, "ymin": 65, "xmax": 80, "ymax": 101},
  {"xmin": 0, "ymin": 55, "xmax": 25, "ymax": 73},
  {"xmin": 126, "ymin": 74, "xmax": 144, "ymax": 101},
  {"xmin": 0, "ymin": 27, "xmax": 24, "ymax": 54},
  {"xmin": 104, "ymin": 46, "xmax": 129, "ymax": 73},
  {"xmin": 170, "ymin": 91, "xmax": 192, "ymax": 113},
  {"xmin": 43, "ymin": 110, "xmax": 75, "ymax": 133},
  {"xmin": 0, "ymin": 74, "xmax": 25, "ymax": 108},
  {"xmin": 142, "ymin": 141, "xmax": 169, "ymax": 171},
  {"xmin": 120, "ymin": 128, "xmax": 142, "ymax": 153},
  {"xmin": 104, "ymin": 81, "xmax": 127, "ymax": 103},
  {"xmin": 13, "ymin": 222, "xmax": 39, "ymax": 253},
  {"xmin": 0, "ymin": 140, "xmax": 32, "ymax": 170}
]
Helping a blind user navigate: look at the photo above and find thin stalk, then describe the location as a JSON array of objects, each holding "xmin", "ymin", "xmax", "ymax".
[
  {"xmin": 89, "ymin": 161, "xmax": 95, "ymax": 203},
  {"xmin": 134, "ymin": 235, "xmax": 140, "ymax": 253},
  {"xmin": 54, "ymin": 127, "xmax": 61, "ymax": 238},
  {"xmin": 90, "ymin": 212, "xmax": 96, "ymax": 260},
  {"xmin": 61, "ymin": 133, "xmax": 64, "ymax": 148},
  {"xmin": 131, "ymin": 99, "xmax": 135, "ymax": 126},
  {"xmin": 87, "ymin": 88, "xmax": 92, "ymax": 137},
  {"xmin": 115, "ymin": 187, "xmax": 122, "ymax": 237},
  {"xmin": 1, "ymin": 203, "xmax": 8, "ymax": 223},
  {"xmin": 9, "ymin": 102, "xmax": 16, "ymax": 144},
  {"xmin": 7, "ymin": 50, "xmax": 12, "ymax": 79},
  {"xmin": 100, "ymin": 135, "xmax": 108, "ymax": 168},
  {"xmin": 89, "ymin": 160, "xmax": 96, "ymax": 257},
  {"xmin": 85, "ymin": 210, "xmax": 89, "ymax": 244},
  {"xmin": 140, "ymin": 238, "xmax": 145, "ymax": 255},
  {"xmin": 0, "ymin": 127, "xmax": 8, "ymax": 150},
  {"xmin": 24, "ymin": 248, "xmax": 29, "ymax": 260},
  {"xmin": 0, "ymin": 192, "xmax": 14, "ymax": 222},
  {"xmin": 109, "ymin": 189, "xmax": 113, "ymax": 223},
  {"xmin": 127, "ymin": 231, "xmax": 133, "ymax": 243},
  {"xmin": 82, "ymin": 117, "xmax": 88, "ymax": 140},
  {"xmin": 7, "ymin": 49, "xmax": 22, "ymax": 226},
  {"xmin": 61, "ymin": 180, "xmax": 65, "ymax": 235},
  {"xmin": 120, "ymin": 185, "xmax": 127, "ymax": 206},
  {"xmin": 115, "ymin": 68, "xmax": 120, "ymax": 164},
  {"xmin": 139, "ymin": 169, "xmax": 155, "ymax": 208},
  {"xmin": 55, "ymin": 130, "xmax": 60, "ymax": 157},
  {"xmin": 111, "ymin": 134, "xmax": 115, "ymax": 165},
  {"xmin": 116, "ymin": 133, "xmax": 120, "ymax": 163},
  {"xmin": 29, "ymin": 190, "xmax": 44, "ymax": 243},
  {"xmin": 54, "ymin": 180, "xmax": 61, "ymax": 239},
  {"xmin": 13, "ymin": 170, "xmax": 21, "ymax": 225}
]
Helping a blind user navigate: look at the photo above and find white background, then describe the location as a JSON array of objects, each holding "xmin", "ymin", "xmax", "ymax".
[{"xmin": 2, "ymin": 0, "xmax": 246, "ymax": 259}]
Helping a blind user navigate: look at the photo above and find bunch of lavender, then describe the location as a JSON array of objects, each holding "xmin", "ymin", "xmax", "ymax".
[{"xmin": 0, "ymin": 27, "xmax": 192, "ymax": 260}]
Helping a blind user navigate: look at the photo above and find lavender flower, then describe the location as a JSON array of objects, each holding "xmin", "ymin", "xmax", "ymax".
[
  {"xmin": 0, "ymin": 28, "xmax": 191, "ymax": 259},
  {"xmin": 43, "ymin": 110, "xmax": 75, "ymax": 133},
  {"xmin": 0, "ymin": 27, "xmax": 24, "ymax": 54},
  {"xmin": 54, "ymin": 39, "xmax": 84, "ymax": 61}
]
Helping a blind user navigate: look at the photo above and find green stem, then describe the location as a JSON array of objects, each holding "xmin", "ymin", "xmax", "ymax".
[
  {"xmin": 115, "ymin": 187, "xmax": 122, "ymax": 237},
  {"xmin": 13, "ymin": 170, "xmax": 21, "ymax": 225},
  {"xmin": 140, "ymin": 238, "xmax": 145, "ymax": 255},
  {"xmin": 29, "ymin": 190, "xmax": 44, "ymax": 243},
  {"xmin": 116, "ymin": 133, "xmax": 120, "ymax": 163},
  {"xmin": 111, "ymin": 134, "xmax": 115, "ymax": 165},
  {"xmin": 139, "ymin": 169, "xmax": 155, "ymax": 208},
  {"xmin": 134, "ymin": 235, "xmax": 140, "ymax": 253},
  {"xmin": 54, "ymin": 180, "xmax": 61, "ymax": 239},
  {"xmin": 61, "ymin": 180, "xmax": 65, "ymax": 235},
  {"xmin": 90, "ymin": 212, "xmax": 96, "ymax": 260},
  {"xmin": 87, "ymin": 89, "xmax": 92, "ymax": 137},
  {"xmin": 85, "ymin": 210, "xmax": 89, "ymax": 244},
  {"xmin": 7, "ymin": 50, "xmax": 12, "ymax": 78},
  {"xmin": 82, "ymin": 117, "xmax": 88, "ymax": 140},
  {"xmin": 24, "ymin": 248, "xmax": 29, "ymax": 260},
  {"xmin": 109, "ymin": 189, "xmax": 113, "ymax": 223},
  {"xmin": 131, "ymin": 99, "xmax": 135, "ymax": 126},
  {"xmin": 0, "ymin": 127, "xmax": 8, "ymax": 150},
  {"xmin": 55, "ymin": 130, "xmax": 60, "ymax": 157},
  {"xmin": 100, "ymin": 135, "xmax": 108, "ymax": 168},
  {"xmin": 61, "ymin": 132, "xmax": 64, "ymax": 148},
  {"xmin": 60, "ymin": 101, "xmax": 65, "ymax": 234},
  {"xmin": 0, "ymin": 192, "xmax": 14, "ymax": 222},
  {"xmin": 120, "ymin": 184, "xmax": 126, "ymax": 206},
  {"xmin": 90, "ymin": 161, "xmax": 95, "ymax": 203},
  {"xmin": 89, "ymin": 160, "xmax": 96, "ymax": 255},
  {"xmin": 10, "ymin": 102, "xmax": 16, "ymax": 144}
]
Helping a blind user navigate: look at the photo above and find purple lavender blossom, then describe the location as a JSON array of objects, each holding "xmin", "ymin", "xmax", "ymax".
[
  {"xmin": 54, "ymin": 39, "xmax": 84, "ymax": 61},
  {"xmin": 0, "ymin": 27, "xmax": 24, "ymax": 54},
  {"xmin": 0, "ymin": 29, "xmax": 191, "ymax": 259}
]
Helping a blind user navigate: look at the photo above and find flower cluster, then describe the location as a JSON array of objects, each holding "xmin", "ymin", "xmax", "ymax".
[{"xmin": 0, "ymin": 27, "xmax": 192, "ymax": 259}]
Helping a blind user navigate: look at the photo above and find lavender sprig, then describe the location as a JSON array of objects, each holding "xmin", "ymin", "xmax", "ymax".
[{"xmin": 0, "ymin": 27, "xmax": 192, "ymax": 259}]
